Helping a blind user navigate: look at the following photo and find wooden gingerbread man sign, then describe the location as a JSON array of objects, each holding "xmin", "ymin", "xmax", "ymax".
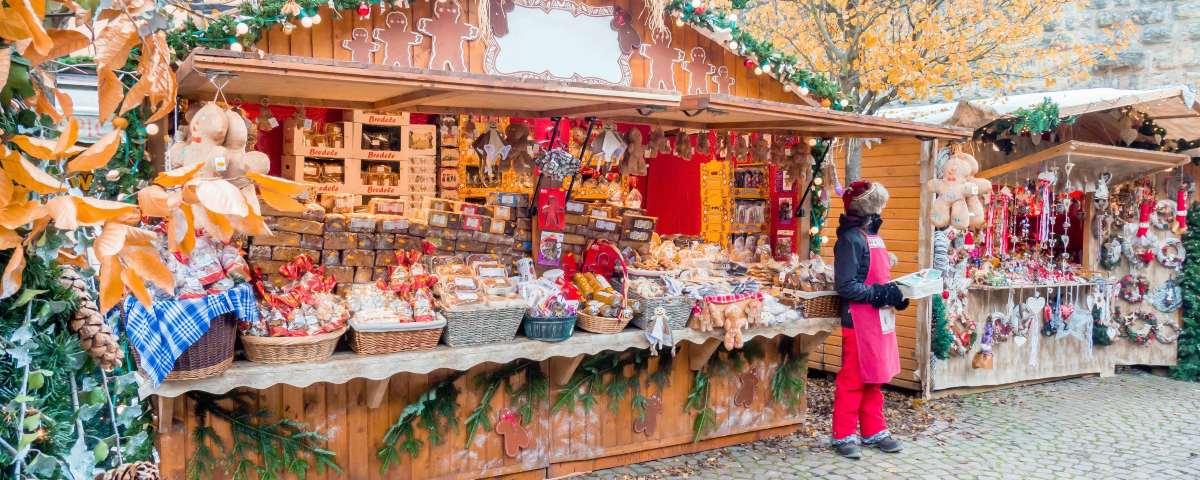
[
  {"xmin": 495, "ymin": 409, "xmax": 532, "ymax": 458},
  {"xmin": 374, "ymin": 11, "xmax": 423, "ymax": 68},
  {"xmin": 632, "ymin": 395, "xmax": 663, "ymax": 437},
  {"xmin": 639, "ymin": 29, "xmax": 683, "ymax": 91},
  {"xmin": 418, "ymin": 0, "xmax": 480, "ymax": 71},
  {"xmin": 734, "ymin": 368, "xmax": 759, "ymax": 407},
  {"xmin": 341, "ymin": 28, "xmax": 380, "ymax": 63},
  {"xmin": 682, "ymin": 47, "xmax": 715, "ymax": 95},
  {"xmin": 713, "ymin": 65, "xmax": 735, "ymax": 95}
]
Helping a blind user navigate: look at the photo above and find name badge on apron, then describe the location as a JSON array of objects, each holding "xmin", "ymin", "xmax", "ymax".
[{"xmin": 879, "ymin": 307, "xmax": 896, "ymax": 334}]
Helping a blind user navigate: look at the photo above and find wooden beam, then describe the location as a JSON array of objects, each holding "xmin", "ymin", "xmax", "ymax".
[
  {"xmin": 548, "ymin": 355, "xmax": 585, "ymax": 386},
  {"xmin": 977, "ymin": 141, "xmax": 1188, "ymax": 180},
  {"xmin": 689, "ymin": 338, "xmax": 722, "ymax": 371},
  {"xmin": 406, "ymin": 105, "xmax": 544, "ymax": 118},
  {"xmin": 365, "ymin": 379, "xmax": 389, "ymax": 409},
  {"xmin": 373, "ymin": 90, "xmax": 465, "ymax": 110},
  {"xmin": 538, "ymin": 102, "xmax": 645, "ymax": 118},
  {"xmin": 154, "ymin": 395, "xmax": 173, "ymax": 433}
]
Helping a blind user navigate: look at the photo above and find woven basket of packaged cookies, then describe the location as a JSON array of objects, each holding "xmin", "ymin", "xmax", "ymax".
[
  {"xmin": 432, "ymin": 255, "xmax": 526, "ymax": 347},
  {"xmin": 345, "ymin": 250, "xmax": 445, "ymax": 354}
]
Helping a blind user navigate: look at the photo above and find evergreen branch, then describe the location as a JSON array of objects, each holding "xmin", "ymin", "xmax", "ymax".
[
  {"xmin": 685, "ymin": 370, "xmax": 715, "ymax": 442},
  {"xmin": 377, "ymin": 374, "xmax": 460, "ymax": 474}
]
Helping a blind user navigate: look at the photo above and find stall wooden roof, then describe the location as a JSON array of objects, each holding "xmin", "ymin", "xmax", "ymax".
[
  {"xmin": 178, "ymin": 48, "xmax": 680, "ymax": 117},
  {"xmin": 605, "ymin": 94, "xmax": 972, "ymax": 139},
  {"xmin": 977, "ymin": 140, "xmax": 1189, "ymax": 183},
  {"xmin": 179, "ymin": 49, "xmax": 970, "ymax": 140}
]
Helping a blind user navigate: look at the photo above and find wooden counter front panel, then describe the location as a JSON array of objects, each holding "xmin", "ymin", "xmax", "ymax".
[
  {"xmin": 156, "ymin": 338, "xmax": 812, "ymax": 479},
  {"xmin": 254, "ymin": 2, "xmax": 798, "ymax": 105}
]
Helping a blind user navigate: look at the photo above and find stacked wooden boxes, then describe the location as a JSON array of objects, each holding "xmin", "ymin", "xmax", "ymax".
[
  {"xmin": 281, "ymin": 110, "xmax": 437, "ymax": 212},
  {"xmin": 420, "ymin": 193, "xmax": 532, "ymax": 265},
  {"xmin": 561, "ymin": 201, "xmax": 657, "ymax": 254}
]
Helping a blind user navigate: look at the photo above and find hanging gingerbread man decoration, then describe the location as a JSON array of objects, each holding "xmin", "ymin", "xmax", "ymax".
[
  {"xmin": 418, "ymin": 0, "xmax": 479, "ymax": 71},
  {"xmin": 682, "ymin": 47, "xmax": 715, "ymax": 95},
  {"xmin": 639, "ymin": 29, "xmax": 683, "ymax": 91},
  {"xmin": 341, "ymin": 28, "xmax": 379, "ymax": 63},
  {"xmin": 373, "ymin": 11, "xmax": 423, "ymax": 68},
  {"xmin": 734, "ymin": 368, "xmax": 759, "ymax": 407},
  {"xmin": 632, "ymin": 395, "xmax": 663, "ymax": 436},
  {"xmin": 495, "ymin": 409, "xmax": 532, "ymax": 458},
  {"xmin": 487, "ymin": 0, "xmax": 516, "ymax": 37},
  {"xmin": 610, "ymin": 6, "xmax": 642, "ymax": 55},
  {"xmin": 713, "ymin": 65, "xmax": 735, "ymax": 94}
]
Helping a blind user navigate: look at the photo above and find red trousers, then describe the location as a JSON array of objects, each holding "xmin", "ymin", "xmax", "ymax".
[{"xmin": 832, "ymin": 327, "xmax": 888, "ymax": 441}]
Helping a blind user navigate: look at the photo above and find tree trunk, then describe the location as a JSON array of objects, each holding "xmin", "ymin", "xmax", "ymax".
[{"xmin": 845, "ymin": 138, "xmax": 863, "ymax": 182}]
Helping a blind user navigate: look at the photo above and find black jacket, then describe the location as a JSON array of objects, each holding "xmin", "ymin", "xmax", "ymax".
[{"xmin": 833, "ymin": 213, "xmax": 908, "ymax": 328}]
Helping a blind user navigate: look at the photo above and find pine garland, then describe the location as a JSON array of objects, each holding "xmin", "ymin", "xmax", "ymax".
[
  {"xmin": 687, "ymin": 339, "xmax": 767, "ymax": 442},
  {"xmin": 463, "ymin": 360, "xmax": 547, "ymax": 447},
  {"xmin": 808, "ymin": 140, "xmax": 831, "ymax": 254},
  {"xmin": 931, "ymin": 295, "xmax": 952, "ymax": 360},
  {"xmin": 185, "ymin": 392, "xmax": 340, "ymax": 480},
  {"xmin": 1173, "ymin": 203, "xmax": 1200, "ymax": 381},
  {"xmin": 769, "ymin": 337, "xmax": 805, "ymax": 413},
  {"xmin": 377, "ymin": 374, "xmax": 461, "ymax": 474}
]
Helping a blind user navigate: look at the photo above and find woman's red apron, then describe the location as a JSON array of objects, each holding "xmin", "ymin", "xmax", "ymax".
[{"xmin": 847, "ymin": 234, "xmax": 902, "ymax": 384}]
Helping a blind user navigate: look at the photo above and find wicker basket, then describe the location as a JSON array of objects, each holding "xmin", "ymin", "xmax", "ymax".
[
  {"xmin": 241, "ymin": 327, "xmax": 346, "ymax": 364},
  {"xmin": 576, "ymin": 241, "xmax": 634, "ymax": 334},
  {"xmin": 129, "ymin": 314, "xmax": 237, "ymax": 381},
  {"xmin": 800, "ymin": 295, "xmax": 841, "ymax": 318},
  {"xmin": 440, "ymin": 304, "xmax": 525, "ymax": 347},
  {"xmin": 349, "ymin": 320, "xmax": 444, "ymax": 354},
  {"xmin": 630, "ymin": 294, "xmax": 695, "ymax": 331},
  {"xmin": 522, "ymin": 315, "xmax": 576, "ymax": 342}
]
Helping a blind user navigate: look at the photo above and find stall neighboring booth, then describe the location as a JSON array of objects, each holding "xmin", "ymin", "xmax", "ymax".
[
  {"xmin": 147, "ymin": 3, "xmax": 966, "ymax": 478},
  {"xmin": 848, "ymin": 86, "xmax": 1200, "ymax": 396}
]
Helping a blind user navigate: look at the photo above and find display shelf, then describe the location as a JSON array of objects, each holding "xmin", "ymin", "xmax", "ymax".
[
  {"xmin": 139, "ymin": 317, "xmax": 838, "ymax": 399},
  {"xmin": 967, "ymin": 281, "xmax": 1094, "ymax": 291}
]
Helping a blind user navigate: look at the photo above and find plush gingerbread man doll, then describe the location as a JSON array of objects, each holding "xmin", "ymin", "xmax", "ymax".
[{"xmin": 418, "ymin": 0, "xmax": 479, "ymax": 71}]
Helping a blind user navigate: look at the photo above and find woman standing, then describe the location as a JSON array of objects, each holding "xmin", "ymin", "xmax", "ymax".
[{"xmin": 831, "ymin": 181, "xmax": 909, "ymax": 459}]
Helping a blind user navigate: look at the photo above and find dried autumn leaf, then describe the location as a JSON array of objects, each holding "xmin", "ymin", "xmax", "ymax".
[
  {"xmin": 153, "ymin": 162, "xmax": 204, "ymax": 188},
  {"xmin": 142, "ymin": 32, "xmax": 177, "ymax": 123},
  {"xmin": 97, "ymin": 67, "xmax": 122, "ymax": 124},
  {"xmin": 33, "ymin": 90, "xmax": 62, "ymax": 123},
  {"xmin": 55, "ymin": 117, "xmax": 79, "ymax": 155},
  {"xmin": 93, "ymin": 15, "xmax": 137, "ymax": 72},
  {"xmin": 12, "ymin": 0, "xmax": 49, "ymax": 56},
  {"xmin": 22, "ymin": 29, "xmax": 89, "ymax": 65},
  {"xmin": 44, "ymin": 196, "xmax": 78, "ymax": 230},
  {"xmin": 247, "ymin": 171, "xmax": 307, "ymax": 196},
  {"xmin": 74, "ymin": 196, "xmax": 138, "ymax": 226},
  {"xmin": 93, "ymin": 222, "xmax": 129, "ymax": 258},
  {"xmin": 54, "ymin": 89, "xmax": 73, "ymax": 118},
  {"xmin": 22, "ymin": 217, "xmax": 47, "ymax": 247},
  {"xmin": 0, "ymin": 170, "xmax": 14, "ymax": 210},
  {"xmin": 119, "ymin": 246, "xmax": 173, "ymax": 293},
  {"xmin": 136, "ymin": 185, "xmax": 177, "ymax": 218},
  {"xmin": 0, "ymin": 9, "xmax": 31, "ymax": 42},
  {"xmin": 56, "ymin": 248, "xmax": 88, "ymax": 269},
  {"xmin": 9, "ymin": 136, "xmax": 58, "ymax": 160},
  {"xmin": 0, "ymin": 201, "xmax": 47, "ymax": 229},
  {"xmin": 258, "ymin": 189, "xmax": 304, "ymax": 213},
  {"xmin": 120, "ymin": 263, "xmax": 153, "ymax": 307},
  {"xmin": 68, "ymin": 127, "xmax": 121, "ymax": 173},
  {"xmin": 1, "ymin": 149, "xmax": 68, "ymax": 194},
  {"xmin": 0, "ymin": 47, "xmax": 9, "ymax": 93},
  {"xmin": 168, "ymin": 207, "xmax": 195, "ymax": 255},
  {"xmin": 0, "ymin": 228, "xmax": 19, "ymax": 250},
  {"xmin": 195, "ymin": 180, "xmax": 249, "ymax": 217},
  {"xmin": 0, "ymin": 245, "xmax": 23, "ymax": 299},
  {"xmin": 98, "ymin": 256, "xmax": 123, "ymax": 312},
  {"xmin": 234, "ymin": 187, "xmax": 270, "ymax": 236}
]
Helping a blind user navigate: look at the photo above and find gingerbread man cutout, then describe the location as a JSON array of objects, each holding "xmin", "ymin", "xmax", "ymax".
[
  {"xmin": 682, "ymin": 47, "xmax": 715, "ymax": 95},
  {"xmin": 733, "ymin": 368, "xmax": 759, "ymax": 407},
  {"xmin": 713, "ymin": 65, "xmax": 735, "ymax": 95},
  {"xmin": 373, "ymin": 11, "xmax": 423, "ymax": 68},
  {"xmin": 488, "ymin": 0, "xmax": 516, "ymax": 37},
  {"xmin": 341, "ymin": 28, "xmax": 379, "ymax": 64},
  {"xmin": 418, "ymin": 0, "xmax": 479, "ymax": 71},
  {"xmin": 632, "ymin": 395, "xmax": 662, "ymax": 437},
  {"xmin": 611, "ymin": 6, "xmax": 642, "ymax": 54},
  {"xmin": 639, "ymin": 29, "xmax": 683, "ymax": 91},
  {"xmin": 495, "ymin": 409, "xmax": 532, "ymax": 458}
]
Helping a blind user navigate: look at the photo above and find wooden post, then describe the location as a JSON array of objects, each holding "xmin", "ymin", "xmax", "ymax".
[
  {"xmin": 549, "ymin": 355, "xmax": 584, "ymax": 386},
  {"xmin": 365, "ymin": 379, "xmax": 389, "ymax": 409},
  {"xmin": 689, "ymin": 338, "xmax": 722, "ymax": 371},
  {"xmin": 154, "ymin": 395, "xmax": 173, "ymax": 433}
]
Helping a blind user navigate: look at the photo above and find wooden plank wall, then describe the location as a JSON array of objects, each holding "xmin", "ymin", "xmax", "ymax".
[
  {"xmin": 157, "ymin": 337, "xmax": 813, "ymax": 480},
  {"xmin": 252, "ymin": 1, "xmax": 797, "ymax": 104},
  {"xmin": 809, "ymin": 137, "xmax": 926, "ymax": 390}
]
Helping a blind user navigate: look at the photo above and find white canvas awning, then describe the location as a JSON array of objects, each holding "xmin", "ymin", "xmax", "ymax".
[{"xmin": 883, "ymin": 87, "xmax": 1200, "ymax": 139}]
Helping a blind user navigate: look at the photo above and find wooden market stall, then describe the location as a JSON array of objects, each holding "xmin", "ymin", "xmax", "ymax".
[
  {"xmin": 144, "ymin": 3, "xmax": 968, "ymax": 479},
  {"xmin": 854, "ymin": 87, "xmax": 1200, "ymax": 395}
]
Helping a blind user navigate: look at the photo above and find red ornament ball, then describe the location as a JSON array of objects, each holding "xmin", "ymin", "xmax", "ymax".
[
  {"xmin": 743, "ymin": 58, "xmax": 756, "ymax": 69},
  {"xmin": 356, "ymin": 2, "xmax": 370, "ymax": 17},
  {"xmin": 693, "ymin": 5, "xmax": 706, "ymax": 15},
  {"xmin": 941, "ymin": 290, "xmax": 950, "ymax": 300}
]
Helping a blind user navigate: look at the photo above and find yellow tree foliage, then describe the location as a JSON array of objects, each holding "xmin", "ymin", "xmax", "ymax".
[{"xmin": 720, "ymin": 0, "xmax": 1135, "ymax": 113}]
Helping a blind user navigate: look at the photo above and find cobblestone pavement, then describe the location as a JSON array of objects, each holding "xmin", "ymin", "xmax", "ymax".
[{"xmin": 586, "ymin": 373, "xmax": 1200, "ymax": 479}]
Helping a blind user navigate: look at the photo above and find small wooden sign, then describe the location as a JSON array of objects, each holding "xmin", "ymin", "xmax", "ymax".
[
  {"xmin": 565, "ymin": 201, "xmax": 587, "ymax": 214},
  {"xmin": 461, "ymin": 214, "xmax": 490, "ymax": 232},
  {"xmin": 428, "ymin": 211, "xmax": 450, "ymax": 228},
  {"xmin": 623, "ymin": 230, "xmax": 651, "ymax": 242},
  {"xmin": 589, "ymin": 217, "xmax": 619, "ymax": 233}
]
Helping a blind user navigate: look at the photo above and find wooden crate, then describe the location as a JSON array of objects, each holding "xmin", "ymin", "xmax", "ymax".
[{"xmin": 341, "ymin": 109, "xmax": 410, "ymax": 126}]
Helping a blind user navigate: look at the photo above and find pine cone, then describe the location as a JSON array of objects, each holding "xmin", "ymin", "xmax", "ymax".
[
  {"xmin": 97, "ymin": 461, "xmax": 160, "ymax": 480},
  {"xmin": 60, "ymin": 266, "xmax": 124, "ymax": 371}
]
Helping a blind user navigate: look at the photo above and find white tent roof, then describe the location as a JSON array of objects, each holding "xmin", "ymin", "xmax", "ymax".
[{"xmin": 882, "ymin": 86, "xmax": 1200, "ymax": 139}]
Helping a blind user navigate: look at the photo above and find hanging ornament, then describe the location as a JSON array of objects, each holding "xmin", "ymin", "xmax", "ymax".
[
  {"xmin": 357, "ymin": 2, "xmax": 371, "ymax": 18},
  {"xmin": 1136, "ymin": 194, "xmax": 1153, "ymax": 238},
  {"xmin": 235, "ymin": 22, "xmax": 250, "ymax": 36},
  {"xmin": 743, "ymin": 58, "xmax": 756, "ymax": 69},
  {"xmin": 312, "ymin": 12, "xmax": 323, "ymax": 24},
  {"xmin": 281, "ymin": 0, "xmax": 302, "ymax": 16},
  {"xmin": 145, "ymin": 123, "xmax": 159, "ymax": 136},
  {"xmin": 230, "ymin": 41, "xmax": 244, "ymax": 52},
  {"xmin": 1175, "ymin": 186, "xmax": 1189, "ymax": 234},
  {"xmin": 282, "ymin": 22, "xmax": 296, "ymax": 34},
  {"xmin": 753, "ymin": 66, "xmax": 763, "ymax": 75},
  {"xmin": 105, "ymin": 170, "xmax": 121, "ymax": 181},
  {"xmin": 300, "ymin": 15, "xmax": 314, "ymax": 28},
  {"xmin": 1147, "ymin": 280, "xmax": 1183, "ymax": 313}
]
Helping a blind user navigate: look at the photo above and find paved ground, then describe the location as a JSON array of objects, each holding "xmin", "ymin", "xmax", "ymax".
[{"xmin": 586, "ymin": 372, "xmax": 1200, "ymax": 479}]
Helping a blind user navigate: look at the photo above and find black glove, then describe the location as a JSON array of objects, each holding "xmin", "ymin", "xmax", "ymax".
[
  {"xmin": 896, "ymin": 298, "xmax": 910, "ymax": 311},
  {"xmin": 870, "ymin": 282, "xmax": 905, "ymax": 309}
]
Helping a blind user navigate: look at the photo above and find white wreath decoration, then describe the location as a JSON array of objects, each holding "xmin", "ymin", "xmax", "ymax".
[{"xmin": 1156, "ymin": 237, "xmax": 1185, "ymax": 271}]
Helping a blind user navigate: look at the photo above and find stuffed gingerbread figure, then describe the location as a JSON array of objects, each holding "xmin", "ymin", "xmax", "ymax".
[
  {"xmin": 168, "ymin": 102, "xmax": 270, "ymax": 186},
  {"xmin": 925, "ymin": 152, "xmax": 992, "ymax": 229}
]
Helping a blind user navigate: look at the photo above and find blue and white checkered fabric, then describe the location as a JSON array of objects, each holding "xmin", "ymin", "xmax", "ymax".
[{"xmin": 118, "ymin": 283, "xmax": 258, "ymax": 386}]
